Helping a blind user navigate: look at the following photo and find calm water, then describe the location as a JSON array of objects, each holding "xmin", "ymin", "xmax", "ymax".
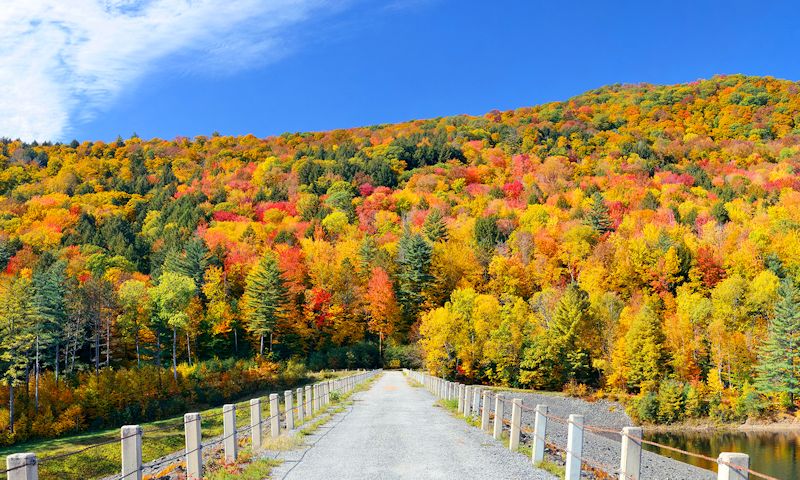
[{"xmin": 643, "ymin": 430, "xmax": 800, "ymax": 480}]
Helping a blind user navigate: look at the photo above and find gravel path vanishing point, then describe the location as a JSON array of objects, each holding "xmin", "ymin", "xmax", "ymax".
[
  {"xmin": 496, "ymin": 390, "xmax": 715, "ymax": 480},
  {"xmin": 268, "ymin": 371, "xmax": 557, "ymax": 480}
]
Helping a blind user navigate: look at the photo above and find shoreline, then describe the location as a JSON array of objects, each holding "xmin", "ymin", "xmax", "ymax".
[{"xmin": 642, "ymin": 419, "xmax": 800, "ymax": 434}]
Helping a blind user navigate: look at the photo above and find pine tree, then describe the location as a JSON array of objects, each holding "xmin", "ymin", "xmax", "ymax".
[
  {"xmin": 0, "ymin": 277, "xmax": 37, "ymax": 433},
  {"xmin": 585, "ymin": 192, "xmax": 613, "ymax": 234},
  {"xmin": 756, "ymin": 278, "xmax": 800, "ymax": 404},
  {"xmin": 641, "ymin": 190, "xmax": 659, "ymax": 210},
  {"xmin": 625, "ymin": 303, "xmax": 668, "ymax": 392},
  {"xmin": 423, "ymin": 209, "xmax": 449, "ymax": 243},
  {"xmin": 243, "ymin": 252, "xmax": 287, "ymax": 355}
]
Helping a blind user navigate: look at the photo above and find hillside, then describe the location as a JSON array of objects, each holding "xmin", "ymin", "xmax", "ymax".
[{"xmin": 2, "ymin": 74, "xmax": 800, "ymax": 442}]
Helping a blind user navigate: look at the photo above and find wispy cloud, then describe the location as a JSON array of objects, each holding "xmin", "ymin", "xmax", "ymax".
[{"xmin": 0, "ymin": 0, "xmax": 341, "ymax": 141}]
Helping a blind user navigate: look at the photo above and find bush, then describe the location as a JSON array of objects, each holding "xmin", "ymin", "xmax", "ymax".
[
  {"xmin": 633, "ymin": 392, "xmax": 660, "ymax": 423},
  {"xmin": 384, "ymin": 343, "xmax": 423, "ymax": 369}
]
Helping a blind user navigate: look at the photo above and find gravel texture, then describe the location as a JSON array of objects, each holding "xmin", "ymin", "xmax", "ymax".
[
  {"xmin": 268, "ymin": 371, "xmax": 557, "ymax": 480},
  {"xmin": 494, "ymin": 390, "xmax": 715, "ymax": 480}
]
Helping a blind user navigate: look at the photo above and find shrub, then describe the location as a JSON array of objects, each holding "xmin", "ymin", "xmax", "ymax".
[{"xmin": 656, "ymin": 380, "xmax": 686, "ymax": 424}]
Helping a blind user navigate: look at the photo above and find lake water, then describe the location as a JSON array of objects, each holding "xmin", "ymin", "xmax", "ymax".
[{"xmin": 643, "ymin": 430, "xmax": 799, "ymax": 480}]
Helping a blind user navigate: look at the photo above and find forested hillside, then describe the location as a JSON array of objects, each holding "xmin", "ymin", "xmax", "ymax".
[{"xmin": 2, "ymin": 75, "xmax": 800, "ymax": 442}]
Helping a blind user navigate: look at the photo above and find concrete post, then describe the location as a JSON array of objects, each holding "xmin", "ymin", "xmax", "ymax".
[
  {"xmin": 297, "ymin": 387, "xmax": 305, "ymax": 424},
  {"xmin": 509, "ymin": 398, "xmax": 522, "ymax": 451},
  {"xmin": 312, "ymin": 384, "xmax": 319, "ymax": 412},
  {"xmin": 249, "ymin": 398, "xmax": 262, "ymax": 451},
  {"xmin": 184, "ymin": 413, "xmax": 202, "ymax": 480},
  {"xmin": 269, "ymin": 393, "xmax": 280, "ymax": 437},
  {"xmin": 480, "ymin": 391, "xmax": 491, "ymax": 431},
  {"xmin": 222, "ymin": 404, "xmax": 237, "ymax": 463},
  {"xmin": 565, "ymin": 414, "xmax": 584, "ymax": 480},
  {"xmin": 531, "ymin": 404, "xmax": 548, "ymax": 465},
  {"xmin": 120, "ymin": 425, "xmax": 143, "ymax": 480},
  {"xmin": 619, "ymin": 426, "xmax": 642, "ymax": 480},
  {"xmin": 718, "ymin": 453, "xmax": 749, "ymax": 480},
  {"xmin": 472, "ymin": 387, "xmax": 481, "ymax": 418},
  {"xmin": 305, "ymin": 385, "xmax": 312, "ymax": 418},
  {"xmin": 464, "ymin": 386, "xmax": 472, "ymax": 416},
  {"xmin": 493, "ymin": 395, "xmax": 504, "ymax": 440},
  {"xmin": 6, "ymin": 453, "xmax": 38, "ymax": 480},
  {"xmin": 457, "ymin": 384, "xmax": 465, "ymax": 413},
  {"xmin": 285, "ymin": 390, "xmax": 294, "ymax": 430}
]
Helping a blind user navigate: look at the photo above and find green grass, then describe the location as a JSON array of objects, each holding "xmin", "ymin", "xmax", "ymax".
[{"xmin": 0, "ymin": 370, "xmax": 364, "ymax": 480}]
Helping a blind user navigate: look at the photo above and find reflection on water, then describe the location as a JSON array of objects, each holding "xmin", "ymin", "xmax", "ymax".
[{"xmin": 643, "ymin": 429, "xmax": 800, "ymax": 480}]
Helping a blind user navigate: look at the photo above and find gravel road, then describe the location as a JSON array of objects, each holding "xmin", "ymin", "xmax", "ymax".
[
  {"xmin": 268, "ymin": 371, "xmax": 557, "ymax": 480},
  {"xmin": 495, "ymin": 390, "xmax": 715, "ymax": 480}
]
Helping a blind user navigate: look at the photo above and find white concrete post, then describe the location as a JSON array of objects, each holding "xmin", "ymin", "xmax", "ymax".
[
  {"xmin": 312, "ymin": 384, "xmax": 319, "ymax": 412},
  {"xmin": 184, "ymin": 413, "xmax": 202, "ymax": 480},
  {"xmin": 565, "ymin": 414, "xmax": 584, "ymax": 480},
  {"xmin": 457, "ymin": 384, "xmax": 465, "ymax": 413},
  {"xmin": 6, "ymin": 453, "xmax": 38, "ymax": 480},
  {"xmin": 121, "ymin": 425, "xmax": 143, "ymax": 480},
  {"xmin": 269, "ymin": 393, "xmax": 280, "ymax": 437},
  {"xmin": 481, "ymin": 391, "xmax": 491, "ymax": 431},
  {"xmin": 222, "ymin": 404, "xmax": 237, "ymax": 463},
  {"xmin": 297, "ymin": 387, "xmax": 305, "ymax": 424},
  {"xmin": 250, "ymin": 398, "xmax": 262, "ymax": 451},
  {"xmin": 472, "ymin": 387, "xmax": 481, "ymax": 417},
  {"xmin": 465, "ymin": 386, "xmax": 474, "ymax": 416},
  {"xmin": 285, "ymin": 390, "xmax": 294, "ymax": 430},
  {"xmin": 305, "ymin": 385, "xmax": 312, "ymax": 418},
  {"xmin": 619, "ymin": 426, "xmax": 642, "ymax": 480},
  {"xmin": 718, "ymin": 453, "xmax": 749, "ymax": 480},
  {"xmin": 509, "ymin": 398, "xmax": 522, "ymax": 451},
  {"xmin": 530, "ymin": 404, "xmax": 547, "ymax": 465},
  {"xmin": 493, "ymin": 395, "xmax": 504, "ymax": 440}
]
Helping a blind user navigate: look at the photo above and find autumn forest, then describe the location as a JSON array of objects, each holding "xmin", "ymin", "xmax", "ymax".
[{"xmin": 2, "ymin": 75, "xmax": 800, "ymax": 445}]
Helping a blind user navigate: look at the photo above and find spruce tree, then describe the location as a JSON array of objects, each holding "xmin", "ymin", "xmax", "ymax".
[
  {"xmin": 396, "ymin": 232, "xmax": 433, "ymax": 333},
  {"xmin": 756, "ymin": 278, "xmax": 800, "ymax": 404},
  {"xmin": 423, "ymin": 209, "xmax": 448, "ymax": 243},
  {"xmin": 585, "ymin": 192, "xmax": 613, "ymax": 234},
  {"xmin": 244, "ymin": 252, "xmax": 287, "ymax": 355}
]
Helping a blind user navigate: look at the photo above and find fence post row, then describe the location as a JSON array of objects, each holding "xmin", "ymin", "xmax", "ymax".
[{"xmin": 409, "ymin": 371, "xmax": 759, "ymax": 480}]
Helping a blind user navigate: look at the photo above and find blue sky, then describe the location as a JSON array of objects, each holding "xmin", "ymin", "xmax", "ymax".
[{"xmin": 3, "ymin": 0, "xmax": 798, "ymax": 142}]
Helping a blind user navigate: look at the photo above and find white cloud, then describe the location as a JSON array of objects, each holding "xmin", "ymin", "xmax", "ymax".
[{"xmin": 0, "ymin": 0, "xmax": 339, "ymax": 141}]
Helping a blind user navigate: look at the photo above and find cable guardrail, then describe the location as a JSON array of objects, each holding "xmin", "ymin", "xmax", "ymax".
[
  {"xmin": 2, "ymin": 369, "xmax": 379, "ymax": 480},
  {"xmin": 406, "ymin": 369, "xmax": 774, "ymax": 480}
]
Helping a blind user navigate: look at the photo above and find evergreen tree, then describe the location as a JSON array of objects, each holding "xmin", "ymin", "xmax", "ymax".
[
  {"xmin": 396, "ymin": 232, "xmax": 433, "ymax": 334},
  {"xmin": 423, "ymin": 209, "xmax": 448, "ymax": 243},
  {"xmin": 585, "ymin": 192, "xmax": 613, "ymax": 234},
  {"xmin": 756, "ymin": 278, "xmax": 800, "ymax": 404},
  {"xmin": 243, "ymin": 252, "xmax": 287, "ymax": 355},
  {"xmin": 0, "ymin": 277, "xmax": 37, "ymax": 433},
  {"xmin": 641, "ymin": 190, "xmax": 660, "ymax": 210},
  {"xmin": 625, "ymin": 303, "xmax": 669, "ymax": 392}
]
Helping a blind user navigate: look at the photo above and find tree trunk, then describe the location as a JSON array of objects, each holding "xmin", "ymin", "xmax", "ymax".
[
  {"xmin": 35, "ymin": 335, "xmax": 40, "ymax": 414},
  {"xmin": 105, "ymin": 315, "xmax": 111, "ymax": 368},
  {"xmin": 379, "ymin": 333, "xmax": 383, "ymax": 366},
  {"xmin": 8, "ymin": 382, "xmax": 14, "ymax": 433},
  {"xmin": 186, "ymin": 330, "xmax": 192, "ymax": 366},
  {"xmin": 269, "ymin": 332, "xmax": 273, "ymax": 354},
  {"xmin": 94, "ymin": 322, "xmax": 100, "ymax": 377},
  {"xmin": 135, "ymin": 330, "xmax": 140, "ymax": 368},
  {"xmin": 54, "ymin": 341, "xmax": 60, "ymax": 387},
  {"xmin": 260, "ymin": 334, "xmax": 264, "ymax": 356},
  {"xmin": 172, "ymin": 327, "xmax": 178, "ymax": 382},
  {"xmin": 234, "ymin": 328, "xmax": 238, "ymax": 353}
]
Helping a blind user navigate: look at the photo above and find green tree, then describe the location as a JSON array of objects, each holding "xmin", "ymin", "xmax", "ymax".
[
  {"xmin": 755, "ymin": 278, "xmax": 800, "ymax": 404},
  {"xmin": 0, "ymin": 277, "xmax": 37, "ymax": 433},
  {"xmin": 118, "ymin": 280, "xmax": 151, "ymax": 367},
  {"xmin": 150, "ymin": 272, "xmax": 196, "ymax": 381},
  {"xmin": 625, "ymin": 303, "xmax": 668, "ymax": 392},
  {"xmin": 243, "ymin": 252, "xmax": 287, "ymax": 355},
  {"xmin": 585, "ymin": 192, "xmax": 613, "ymax": 234},
  {"xmin": 423, "ymin": 209, "xmax": 449, "ymax": 243},
  {"xmin": 396, "ymin": 232, "xmax": 433, "ymax": 334}
]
